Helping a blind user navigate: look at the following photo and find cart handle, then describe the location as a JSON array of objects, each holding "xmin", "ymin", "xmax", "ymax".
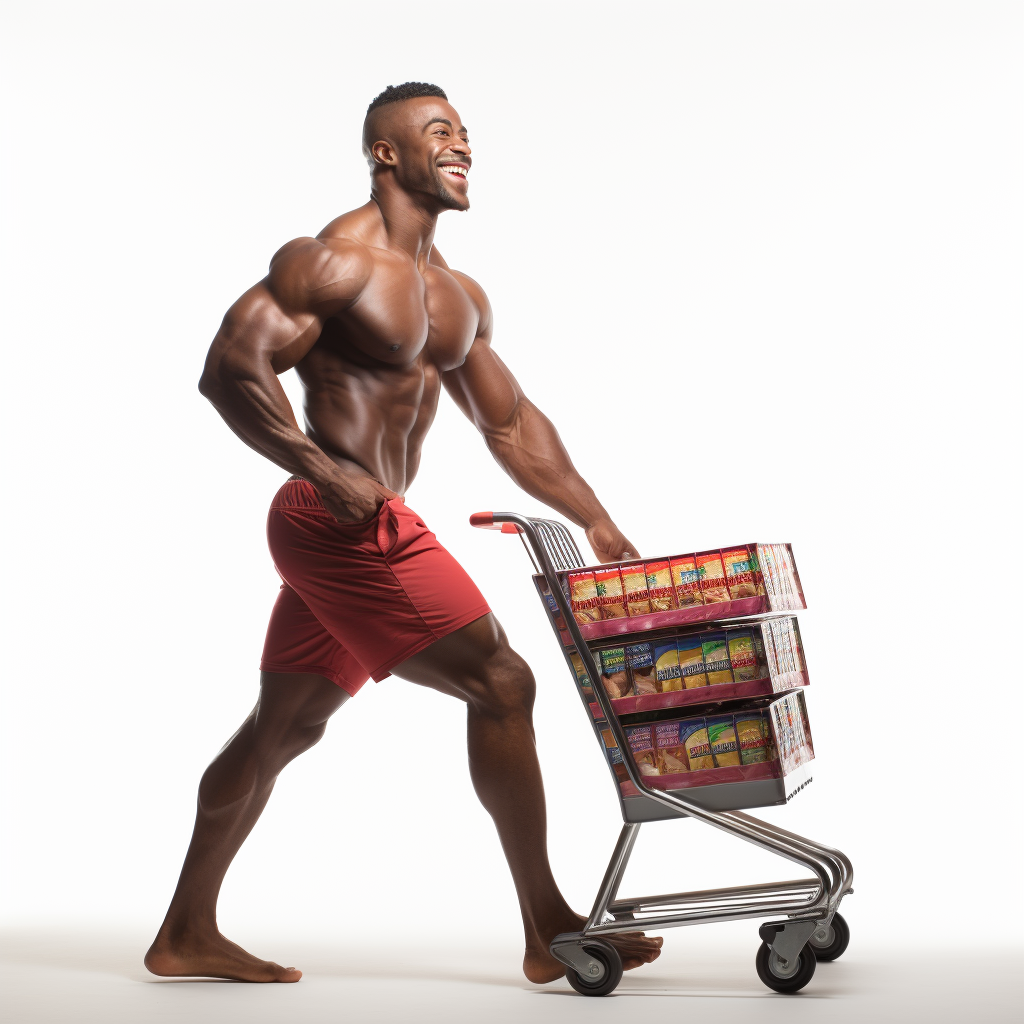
[{"xmin": 469, "ymin": 511, "xmax": 522, "ymax": 534}]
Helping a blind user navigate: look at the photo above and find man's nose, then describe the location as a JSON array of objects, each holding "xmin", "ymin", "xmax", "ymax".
[{"xmin": 450, "ymin": 138, "xmax": 471, "ymax": 157}]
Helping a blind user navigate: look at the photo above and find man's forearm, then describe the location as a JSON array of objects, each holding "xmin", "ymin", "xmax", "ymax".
[
  {"xmin": 199, "ymin": 357, "xmax": 338, "ymax": 487},
  {"xmin": 483, "ymin": 401, "xmax": 614, "ymax": 530}
]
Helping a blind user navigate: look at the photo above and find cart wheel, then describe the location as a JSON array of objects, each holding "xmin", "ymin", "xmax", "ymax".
[
  {"xmin": 809, "ymin": 912, "xmax": 850, "ymax": 961},
  {"xmin": 565, "ymin": 944, "xmax": 623, "ymax": 997},
  {"xmin": 755, "ymin": 940, "xmax": 816, "ymax": 993}
]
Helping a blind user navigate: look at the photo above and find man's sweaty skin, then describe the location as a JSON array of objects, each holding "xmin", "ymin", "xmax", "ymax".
[{"xmin": 145, "ymin": 91, "xmax": 662, "ymax": 985}]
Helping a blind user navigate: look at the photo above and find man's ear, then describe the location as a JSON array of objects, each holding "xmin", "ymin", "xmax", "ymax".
[{"xmin": 372, "ymin": 141, "xmax": 397, "ymax": 167}]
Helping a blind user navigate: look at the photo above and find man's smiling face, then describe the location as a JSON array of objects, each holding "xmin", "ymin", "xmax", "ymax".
[{"xmin": 367, "ymin": 97, "xmax": 472, "ymax": 211}]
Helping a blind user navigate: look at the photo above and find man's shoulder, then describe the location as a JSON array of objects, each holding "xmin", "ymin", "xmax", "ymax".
[
  {"xmin": 430, "ymin": 251, "xmax": 490, "ymax": 320},
  {"xmin": 267, "ymin": 234, "xmax": 373, "ymax": 313}
]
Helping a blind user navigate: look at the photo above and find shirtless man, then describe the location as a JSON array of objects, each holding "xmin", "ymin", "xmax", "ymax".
[{"xmin": 145, "ymin": 82, "xmax": 662, "ymax": 985}]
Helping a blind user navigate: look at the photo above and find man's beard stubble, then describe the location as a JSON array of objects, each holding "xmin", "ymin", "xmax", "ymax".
[{"xmin": 433, "ymin": 169, "xmax": 469, "ymax": 211}]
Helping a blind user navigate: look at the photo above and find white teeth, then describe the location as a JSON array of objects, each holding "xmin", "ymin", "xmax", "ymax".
[{"xmin": 442, "ymin": 165, "xmax": 467, "ymax": 177}]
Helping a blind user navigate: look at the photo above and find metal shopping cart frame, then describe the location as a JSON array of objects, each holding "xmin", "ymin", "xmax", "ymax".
[{"xmin": 471, "ymin": 511, "xmax": 854, "ymax": 996}]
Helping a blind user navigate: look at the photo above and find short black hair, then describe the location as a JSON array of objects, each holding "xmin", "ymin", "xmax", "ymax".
[{"xmin": 366, "ymin": 82, "xmax": 447, "ymax": 116}]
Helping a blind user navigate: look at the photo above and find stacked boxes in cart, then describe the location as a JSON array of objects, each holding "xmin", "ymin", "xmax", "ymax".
[{"xmin": 534, "ymin": 543, "xmax": 815, "ymax": 803}]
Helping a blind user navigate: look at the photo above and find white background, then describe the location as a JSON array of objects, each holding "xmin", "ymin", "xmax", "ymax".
[{"xmin": 1, "ymin": 0, "xmax": 1020, "ymax": 967}]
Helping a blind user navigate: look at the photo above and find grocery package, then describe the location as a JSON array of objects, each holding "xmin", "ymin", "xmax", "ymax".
[
  {"xmin": 539, "ymin": 542, "xmax": 805, "ymax": 641},
  {"xmin": 625, "ymin": 642, "xmax": 657, "ymax": 696},
  {"xmin": 598, "ymin": 647, "xmax": 631, "ymax": 698},
  {"xmin": 625, "ymin": 724, "xmax": 659, "ymax": 776}
]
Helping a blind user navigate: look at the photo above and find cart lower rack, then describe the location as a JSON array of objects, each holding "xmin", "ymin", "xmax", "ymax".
[{"xmin": 471, "ymin": 511, "xmax": 854, "ymax": 996}]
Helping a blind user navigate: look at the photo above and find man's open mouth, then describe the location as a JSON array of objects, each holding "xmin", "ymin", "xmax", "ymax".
[{"xmin": 439, "ymin": 162, "xmax": 469, "ymax": 183}]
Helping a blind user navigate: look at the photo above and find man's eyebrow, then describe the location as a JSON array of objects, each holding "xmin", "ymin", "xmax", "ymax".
[{"xmin": 424, "ymin": 117, "xmax": 468, "ymax": 133}]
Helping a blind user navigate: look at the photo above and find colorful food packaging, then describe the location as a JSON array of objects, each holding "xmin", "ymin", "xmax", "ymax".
[
  {"xmin": 538, "ymin": 578, "xmax": 567, "ymax": 631},
  {"xmin": 625, "ymin": 642, "xmax": 658, "ymax": 696},
  {"xmin": 620, "ymin": 563, "xmax": 652, "ymax": 616},
  {"xmin": 594, "ymin": 566, "xmax": 627, "ymax": 620},
  {"xmin": 567, "ymin": 571, "xmax": 602, "ymax": 624},
  {"xmin": 601, "ymin": 727, "xmax": 628, "ymax": 782},
  {"xmin": 735, "ymin": 713, "xmax": 770, "ymax": 764},
  {"xmin": 702, "ymin": 632, "xmax": 735, "ymax": 685},
  {"xmin": 654, "ymin": 720, "xmax": 690, "ymax": 774},
  {"xmin": 727, "ymin": 630, "xmax": 759, "ymax": 682},
  {"xmin": 670, "ymin": 555, "xmax": 704, "ymax": 607},
  {"xmin": 598, "ymin": 647, "xmax": 632, "ymax": 698},
  {"xmin": 625, "ymin": 724, "xmax": 659, "ymax": 777},
  {"xmin": 654, "ymin": 641, "xmax": 683, "ymax": 692},
  {"xmin": 676, "ymin": 635, "xmax": 708, "ymax": 688},
  {"xmin": 707, "ymin": 715, "xmax": 742, "ymax": 767},
  {"xmin": 696, "ymin": 552, "xmax": 730, "ymax": 604},
  {"xmin": 722, "ymin": 546, "xmax": 758, "ymax": 599},
  {"xmin": 569, "ymin": 651, "xmax": 594, "ymax": 700},
  {"xmin": 680, "ymin": 717, "xmax": 715, "ymax": 770},
  {"xmin": 644, "ymin": 560, "xmax": 677, "ymax": 612}
]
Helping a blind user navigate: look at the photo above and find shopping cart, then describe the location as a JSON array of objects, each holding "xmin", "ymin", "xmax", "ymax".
[{"xmin": 470, "ymin": 511, "xmax": 854, "ymax": 996}]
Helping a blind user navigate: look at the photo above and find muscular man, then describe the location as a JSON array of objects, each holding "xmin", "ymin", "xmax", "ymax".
[{"xmin": 145, "ymin": 82, "xmax": 662, "ymax": 985}]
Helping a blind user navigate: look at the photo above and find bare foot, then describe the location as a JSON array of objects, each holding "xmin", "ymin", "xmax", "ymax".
[
  {"xmin": 145, "ymin": 929, "xmax": 302, "ymax": 983},
  {"xmin": 524, "ymin": 915, "xmax": 663, "ymax": 984}
]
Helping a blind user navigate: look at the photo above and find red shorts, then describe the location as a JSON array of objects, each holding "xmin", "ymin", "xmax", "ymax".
[{"xmin": 260, "ymin": 478, "xmax": 491, "ymax": 695}]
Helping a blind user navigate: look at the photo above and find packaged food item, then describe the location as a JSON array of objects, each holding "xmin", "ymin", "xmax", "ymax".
[
  {"xmin": 567, "ymin": 571, "xmax": 602, "ymax": 624},
  {"xmin": 707, "ymin": 715, "xmax": 742, "ymax": 767},
  {"xmin": 601, "ymin": 727, "xmax": 628, "ymax": 782},
  {"xmin": 620, "ymin": 563, "xmax": 652, "ymax": 616},
  {"xmin": 670, "ymin": 555, "xmax": 704, "ymax": 607},
  {"xmin": 644, "ymin": 560, "xmax": 676, "ymax": 612},
  {"xmin": 654, "ymin": 720, "xmax": 690, "ymax": 774},
  {"xmin": 727, "ymin": 630, "xmax": 759, "ymax": 682},
  {"xmin": 722, "ymin": 546, "xmax": 758, "ymax": 599},
  {"xmin": 702, "ymin": 632, "xmax": 735, "ymax": 685},
  {"xmin": 594, "ymin": 566, "xmax": 627, "ymax": 620},
  {"xmin": 598, "ymin": 647, "xmax": 632, "ymax": 698},
  {"xmin": 676, "ymin": 635, "xmax": 708, "ymax": 688},
  {"xmin": 735, "ymin": 713, "xmax": 770, "ymax": 764},
  {"xmin": 625, "ymin": 724, "xmax": 659, "ymax": 776},
  {"xmin": 680, "ymin": 717, "xmax": 715, "ymax": 770},
  {"xmin": 538, "ymin": 578, "xmax": 567, "ymax": 631},
  {"xmin": 569, "ymin": 651, "xmax": 594, "ymax": 700},
  {"xmin": 625, "ymin": 642, "xmax": 658, "ymax": 696},
  {"xmin": 654, "ymin": 641, "xmax": 683, "ymax": 692},
  {"xmin": 696, "ymin": 552, "xmax": 730, "ymax": 604}
]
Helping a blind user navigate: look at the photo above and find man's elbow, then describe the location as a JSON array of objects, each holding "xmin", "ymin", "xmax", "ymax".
[{"xmin": 198, "ymin": 367, "xmax": 222, "ymax": 403}]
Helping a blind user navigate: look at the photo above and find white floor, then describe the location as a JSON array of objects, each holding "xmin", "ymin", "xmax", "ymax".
[{"xmin": 1, "ymin": 925, "xmax": 1020, "ymax": 1024}]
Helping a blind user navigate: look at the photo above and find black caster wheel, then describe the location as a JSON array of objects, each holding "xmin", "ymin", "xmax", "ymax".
[
  {"xmin": 809, "ymin": 913, "xmax": 850, "ymax": 961},
  {"xmin": 755, "ymin": 940, "xmax": 816, "ymax": 993},
  {"xmin": 565, "ymin": 943, "xmax": 623, "ymax": 997}
]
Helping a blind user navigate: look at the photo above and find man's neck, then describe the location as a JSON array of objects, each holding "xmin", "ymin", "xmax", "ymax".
[{"xmin": 369, "ymin": 187, "xmax": 439, "ymax": 268}]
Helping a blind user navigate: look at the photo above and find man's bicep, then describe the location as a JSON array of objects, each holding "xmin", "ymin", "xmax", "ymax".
[
  {"xmin": 443, "ymin": 340, "xmax": 526, "ymax": 434},
  {"xmin": 205, "ymin": 282, "xmax": 321, "ymax": 382}
]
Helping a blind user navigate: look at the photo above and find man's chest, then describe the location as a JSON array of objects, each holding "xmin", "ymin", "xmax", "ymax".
[{"xmin": 323, "ymin": 257, "xmax": 479, "ymax": 371}]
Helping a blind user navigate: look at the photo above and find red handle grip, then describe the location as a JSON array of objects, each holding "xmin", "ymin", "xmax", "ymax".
[{"xmin": 469, "ymin": 511, "xmax": 521, "ymax": 534}]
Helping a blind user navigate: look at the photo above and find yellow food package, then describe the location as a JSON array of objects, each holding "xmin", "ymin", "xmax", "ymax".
[
  {"xmin": 702, "ymin": 633, "xmax": 735, "ymax": 685},
  {"xmin": 722, "ymin": 546, "xmax": 758, "ymax": 599},
  {"xmin": 727, "ymin": 631, "xmax": 759, "ymax": 682},
  {"xmin": 644, "ymin": 559, "xmax": 676, "ymax": 612},
  {"xmin": 670, "ymin": 555, "xmax": 704, "ymax": 607},
  {"xmin": 594, "ymin": 567, "xmax": 627, "ymax": 619},
  {"xmin": 567, "ymin": 571, "xmax": 601, "ymax": 624},
  {"xmin": 677, "ymin": 636, "xmax": 708, "ymax": 688},
  {"xmin": 707, "ymin": 715, "xmax": 742, "ymax": 767},
  {"xmin": 654, "ymin": 641, "xmax": 683, "ymax": 692},
  {"xmin": 620, "ymin": 562, "xmax": 652, "ymax": 616},
  {"xmin": 680, "ymin": 718, "xmax": 715, "ymax": 770},
  {"xmin": 569, "ymin": 651, "xmax": 594, "ymax": 700},
  {"xmin": 697, "ymin": 552, "xmax": 730, "ymax": 604},
  {"xmin": 735, "ymin": 713, "xmax": 770, "ymax": 764}
]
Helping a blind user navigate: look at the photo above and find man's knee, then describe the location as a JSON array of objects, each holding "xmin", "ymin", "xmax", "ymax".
[
  {"xmin": 254, "ymin": 717, "xmax": 328, "ymax": 768},
  {"xmin": 469, "ymin": 644, "xmax": 536, "ymax": 718}
]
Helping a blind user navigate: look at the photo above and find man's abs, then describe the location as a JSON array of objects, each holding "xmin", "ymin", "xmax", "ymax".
[{"xmin": 296, "ymin": 342, "xmax": 442, "ymax": 494}]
